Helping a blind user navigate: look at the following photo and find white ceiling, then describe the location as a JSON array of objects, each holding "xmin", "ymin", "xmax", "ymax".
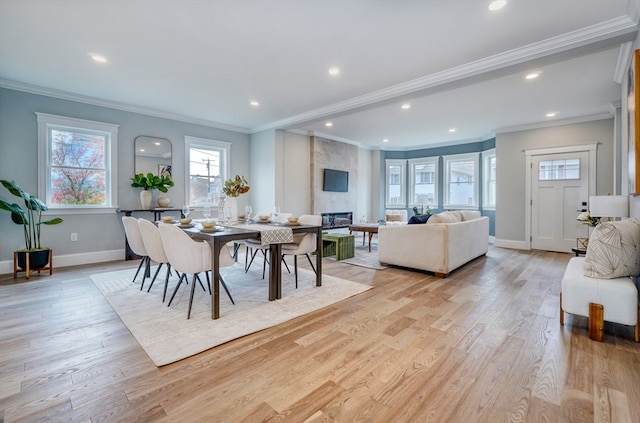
[{"xmin": 1, "ymin": 0, "xmax": 638, "ymax": 150}]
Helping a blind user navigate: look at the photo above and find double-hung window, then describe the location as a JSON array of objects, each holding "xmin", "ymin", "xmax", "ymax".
[
  {"xmin": 482, "ymin": 149, "xmax": 496, "ymax": 209},
  {"xmin": 185, "ymin": 136, "xmax": 230, "ymax": 206},
  {"xmin": 385, "ymin": 159, "xmax": 406, "ymax": 208},
  {"xmin": 443, "ymin": 152, "xmax": 479, "ymax": 209},
  {"xmin": 37, "ymin": 113, "xmax": 118, "ymax": 210},
  {"xmin": 408, "ymin": 157, "xmax": 438, "ymax": 209}
]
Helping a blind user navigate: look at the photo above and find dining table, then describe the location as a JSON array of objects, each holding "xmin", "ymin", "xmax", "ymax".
[{"xmin": 186, "ymin": 220, "xmax": 323, "ymax": 319}]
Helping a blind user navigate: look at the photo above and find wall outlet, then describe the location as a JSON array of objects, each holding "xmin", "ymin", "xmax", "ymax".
[{"xmin": 70, "ymin": 233, "xmax": 78, "ymax": 242}]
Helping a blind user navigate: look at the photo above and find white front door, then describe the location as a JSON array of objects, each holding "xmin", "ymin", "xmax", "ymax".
[{"xmin": 530, "ymin": 151, "xmax": 590, "ymax": 252}]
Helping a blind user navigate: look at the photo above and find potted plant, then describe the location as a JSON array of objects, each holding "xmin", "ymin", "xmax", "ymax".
[
  {"xmin": 221, "ymin": 175, "xmax": 250, "ymax": 221},
  {"xmin": 0, "ymin": 180, "xmax": 64, "ymax": 271},
  {"xmin": 130, "ymin": 172, "xmax": 174, "ymax": 209}
]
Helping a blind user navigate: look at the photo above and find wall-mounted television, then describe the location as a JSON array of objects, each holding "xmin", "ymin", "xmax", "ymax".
[{"xmin": 323, "ymin": 168, "xmax": 348, "ymax": 192}]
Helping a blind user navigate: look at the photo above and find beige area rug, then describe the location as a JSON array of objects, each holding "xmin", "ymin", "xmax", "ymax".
[
  {"xmin": 327, "ymin": 242, "xmax": 387, "ymax": 270},
  {"xmin": 90, "ymin": 262, "xmax": 372, "ymax": 366}
]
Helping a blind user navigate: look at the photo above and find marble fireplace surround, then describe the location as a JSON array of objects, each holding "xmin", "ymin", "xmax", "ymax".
[{"xmin": 310, "ymin": 136, "xmax": 358, "ymax": 219}]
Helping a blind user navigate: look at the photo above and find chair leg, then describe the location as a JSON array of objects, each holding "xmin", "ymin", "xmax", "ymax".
[
  {"xmin": 305, "ymin": 253, "xmax": 316, "ymax": 274},
  {"xmin": 294, "ymin": 255, "xmax": 298, "ymax": 289},
  {"xmin": 261, "ymin": 249, "xmax": 270, "ymax": 279},
  {"xmin": 195, "ymin": 273, "xmax": 207, "ymax": 292},
  {"xmin": 146, "ymin": 262, "xmax": 163, "ymax": 292},
  {"xmin": 139, "ymin": 256, "xmax": 151, "ymax": 291},
  {"xmin": 187, "ymin": 274, "xmax": 198, "ymax": 319},
  {"xmin": 245, "ymin": 247, "xmax": 260, "ymax": 273},
  {"xmin": 162, "ymin": 264, "xmax": 172, "ymax": 303},
  {"xmin": 168, "ymin": 273, "xmax": 187, "ymax": 307},
  {"xmin": 132, "ymin": 256, "xmax": 147, "ymax": 284},
  {"xmin": 219, "ymin": 274, "xmax": 235, "ymax": 305},
  {"xmin": 204, "ymin": 271, "xmax": 212, "ymax": 295},
  {"xmin": 282, "ymin": 256, "xmax": 290, "ymax": 273}
]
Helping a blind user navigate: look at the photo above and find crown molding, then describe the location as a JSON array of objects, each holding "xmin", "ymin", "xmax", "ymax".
[
  {"xmin": 0, "ymin": 79, "xmax": 251, "ymax": 134},
  {"xmin": 495, "ymin": 112, "xmax": 613, "ymax": 134},
  {"xmin": 252, "ymin": 16, "xmax": 638, "ymax": 134},
  {"xmin": 614, "ymin": 42, "xmax": 635, "ymax": 84}
]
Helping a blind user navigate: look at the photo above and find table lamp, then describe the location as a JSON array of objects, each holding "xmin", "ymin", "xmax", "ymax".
[{"xmin": 588, "ymin": 195, "xmax": 629, "ymax": 222}]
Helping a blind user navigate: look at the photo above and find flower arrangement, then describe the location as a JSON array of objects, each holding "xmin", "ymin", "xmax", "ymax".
[
  {"xmin": 223, "ymin": 175, "xmax": 250, "ymax": 197},
  {"xmin": 576, "ymin": 211, "xmax": 600, "ymax": 227}
]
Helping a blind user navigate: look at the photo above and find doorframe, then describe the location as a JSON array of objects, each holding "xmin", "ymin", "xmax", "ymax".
[{"xmin": 524, "ymin": 143, "xmax": 598, "ymax": 250}]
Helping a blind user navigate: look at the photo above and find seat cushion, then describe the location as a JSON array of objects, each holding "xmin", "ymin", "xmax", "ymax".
[{"xmin": 583, "ymin": 218, "xmax": 640, "ymax": 279}]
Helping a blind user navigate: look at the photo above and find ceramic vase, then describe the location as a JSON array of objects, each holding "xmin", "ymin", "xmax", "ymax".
[
  {"xmin": 157, "ymin": 196, "xmax": 170, "ymax": 207},
  {"xmin": 225, "ymin": 196, "xmax": 238, "ymax": 222},
  {"xmin": 140, "ymin": 190, "xmax": 152, "ymax": 209}
]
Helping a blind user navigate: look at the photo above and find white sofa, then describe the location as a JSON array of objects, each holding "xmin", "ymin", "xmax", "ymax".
[{"xmin": 378, "ymin": 210, "xmax": 489, "ymax": 277}]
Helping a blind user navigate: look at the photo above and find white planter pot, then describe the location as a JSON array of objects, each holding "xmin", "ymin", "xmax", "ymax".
[{"xmin": 140, "ymin": 190, "xmax": 152, "ymax": 209}]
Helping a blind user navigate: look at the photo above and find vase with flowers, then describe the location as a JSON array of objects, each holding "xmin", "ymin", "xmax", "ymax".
[
  {"xmin": 576, "ymin": 211, "xmax": 600, "ymax": 248},
  {"xmin": 220, "ymin": 175, "xmax": 250, "ymax": 221}
]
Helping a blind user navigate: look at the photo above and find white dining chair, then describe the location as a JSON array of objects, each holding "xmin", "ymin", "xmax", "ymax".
[
  {"xmin": 121, "ymin": 216, "xmax": 150, "ymax": 286},
  {"xmin": 243, "ymin": 211, "xmax": 291, "ymax": 277},
  {"xmin": 138, "ymin": 218, "xmax": 179, "ymax": 302},
  {"xmin": 159, "ymin": 223, "xmax": 235, "ymax": 319},
  {"xmin": 281, "ymin": 214, "xmax": 322, "ymax": 288}
]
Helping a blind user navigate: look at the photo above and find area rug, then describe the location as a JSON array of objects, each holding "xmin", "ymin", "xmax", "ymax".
[
  {"xmin": 328, "ymin": 242, "xmax": 387, "ymax": 270},
  {"xmin": 90, "ymin": 262, "xmax": 372, "ymax": 366}
]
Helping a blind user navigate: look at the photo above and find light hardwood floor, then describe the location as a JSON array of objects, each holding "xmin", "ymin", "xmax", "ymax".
[{"xmin": 1, "ymin": 246, "xmax": 638, "ymax": 422}]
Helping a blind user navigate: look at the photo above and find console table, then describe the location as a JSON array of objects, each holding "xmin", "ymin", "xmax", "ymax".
[{"xmin": 116, "ymin": 208, "xmax": 183, "ymax": 260}]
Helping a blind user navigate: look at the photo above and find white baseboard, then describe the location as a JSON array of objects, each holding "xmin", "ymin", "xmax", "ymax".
[
  {"xmin": 0, "ymin": 249, "xmax": 124, "ymax": 276},
  {"xmin": 493, "ymin": 238, "xmax": 529, "ymax": 250}
]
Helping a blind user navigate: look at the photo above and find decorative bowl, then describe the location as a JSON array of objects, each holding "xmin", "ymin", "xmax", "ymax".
[
  {"xmin": 161, "ymin": 216, "xmax": 174, "ymax": 223},
  {"xmin": 287, "ymin": 217, "xmax": 299, "ymax": 224},
  {"xmin": 180, "ymin": 218, "xmax": 192, "ymax": 225},
  {"xmin": 202, "ymin": 221, "xmax": 215, "ymax": 229},
  {"xmin": 259, "ymin": 215, "xmax": 270, "ymax": 221}
]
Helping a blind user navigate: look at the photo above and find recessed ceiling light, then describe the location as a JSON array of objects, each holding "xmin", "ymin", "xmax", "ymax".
[
  {"xmin": 154, "ymin": 142, "xmax": 161, "ymax": 146},
  {"xmin": 328, "ymin": 66, "xmax": 340, "ymax": 76},
  {"xmin": 401, "ymin": 104, "xmax": 411, "ymax": 110},
  {"xmin": 525, "ymin": 72, "xmax": 540, "ymax": 80},
  {"xmin": 382, "ymin": 138, "xmax": 389, "ymax": 143},
  {"xmin": 90, "ymin": 54, "xmax": 107, "ymax": 63},
  {"xmin": 325, "ymin": 122, "xmax": 333, "ymax": 127},
  {"xmin": 546, "ymin": 112, "xmax": 557, "ymax": 117},
  {"xmin": 250, "ymin": 100, "xmax": 260, "ymax": 107},
  {"xmin": 488, "ymin": 1, "xmax": 506, "ymax": 11},
  {"xmin": 449, "ymin": 128, "xmax": 457, "ymax": 133}
]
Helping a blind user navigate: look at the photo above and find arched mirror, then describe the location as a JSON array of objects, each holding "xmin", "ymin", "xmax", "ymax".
[{"xmin": 134, "ymin": 136, "xmax": 172, "ymax": 177}]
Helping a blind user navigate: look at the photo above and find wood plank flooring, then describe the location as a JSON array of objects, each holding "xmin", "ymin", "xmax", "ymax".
[{"xmin": 1, "ymin": 246, "xmax": 638, "ymax": 422}]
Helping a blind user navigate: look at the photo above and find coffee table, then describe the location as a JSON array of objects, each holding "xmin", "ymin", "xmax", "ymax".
[{"xmin": 348, "ymin": 223, "xmax": 379, "ymax": 252}]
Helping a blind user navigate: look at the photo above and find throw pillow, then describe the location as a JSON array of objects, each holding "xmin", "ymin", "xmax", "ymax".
[
  {"xmin": 583, "ymin": 217, "xmax": 640, "ymax": 279},
  {"xmin": 386, "ymin": 214, "xmax": 403, "ymax": 222},
  {"xmin": 459, "ymin": 210, "xmax": 481, "ymax": 221},
  {"xmin": 427, "ymin": 211, "xmax": 461, "ymax": 224},
  {"xmin": 408, "ymin": 214, "xmax": 431, "ymax": 224}
]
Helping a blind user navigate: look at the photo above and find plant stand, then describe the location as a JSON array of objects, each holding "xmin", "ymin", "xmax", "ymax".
[{"xmin": 13, "ymin": 249, "xmax": 53, "ymax": 279}]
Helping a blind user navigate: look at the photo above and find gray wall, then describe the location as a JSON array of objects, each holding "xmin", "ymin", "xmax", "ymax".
[
  {"xmin": 495, "ymin": 118, "xmax": 614, "ymax": 244},
  {"xmin": 0, "ymin": 88, "xmax": 250, "ymax": 267}
]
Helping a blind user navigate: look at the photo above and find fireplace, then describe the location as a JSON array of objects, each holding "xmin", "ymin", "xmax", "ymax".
[{"xmin": 321, "ymin": 211, "xmax": 353, "ymax": 229}]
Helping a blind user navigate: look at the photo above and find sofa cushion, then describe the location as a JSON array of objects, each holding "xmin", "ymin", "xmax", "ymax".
[
  {"xmin": 583, "ymin": 217, "xmax": 640, "ymax": 279},
  {"xmin": 427, "ymin": 211, "xmax": 461, "ymax": 224},
  {"xmin": 408, "ymin": 214, "xmax": 432, "ymax": 224},
  {"xmin": 459, "ymin": 210, "xmax": 481, "ymax": 221}
]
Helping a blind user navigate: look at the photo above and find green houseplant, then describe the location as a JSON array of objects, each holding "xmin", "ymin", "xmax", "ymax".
[
  {"xmin": 0, "ymin": 179, "xmax": 63, "ymax": 270},
  {"xmin": 130, "ymin": 173, "xmax": 174, "ymax": 209}
]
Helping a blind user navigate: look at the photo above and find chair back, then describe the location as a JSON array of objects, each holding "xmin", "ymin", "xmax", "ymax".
[
  {"xmin": 138, "ymin": 219, "xmax": 168, "ymax": 264},
  {"xmin": 122, "ymin": 216, "xmax": 147, "ymax": 256},
  {"xmin": 292, "ymin": 214, "xmax": 322, "ymax": 252},
  {"xmin": 158, "ymin": 223, "xmax": 211, "ymax": 275}
]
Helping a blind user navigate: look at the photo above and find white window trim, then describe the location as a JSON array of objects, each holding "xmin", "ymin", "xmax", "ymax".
[
  {"xmin": 482, "ymin": 149, "xmax": 496, "ymax": 210},
  {"xmin": 36, "ymin": 112, "xmax": 119, "ymax": 214},
  {"xmin": 443, "ymin": 152, "xmax": 479, "ymax": 209},
  {"xmin": 385, "ymin": 159, "xmax": 406, "ymax": 208},
  {"xmin": 408, "ymin": 157, "xmax": 439, "ymax": 209},
  {"xmin": 184, "ymin": 135, "xmax": 231, "ymax": 206}
]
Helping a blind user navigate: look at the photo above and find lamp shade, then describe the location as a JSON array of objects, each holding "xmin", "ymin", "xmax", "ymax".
[{"xmin": 588, "ymin": 195, "xmax": 629, "ymax": 218}]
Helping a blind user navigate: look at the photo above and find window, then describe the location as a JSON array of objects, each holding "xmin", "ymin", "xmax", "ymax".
[
  {"xmin": 443, "ymin": 152, "xmax": 479, "ymax": 208},
  {"xmin": 409, "ymin": 157, "xmax": 438, "ymax": 208},
  {"xmin": 482, "ymin": 149, "xmax": 496, "ymax": 209},
  {"xmin": 185, "ymin": 136, "xmax": 230, "ymax": 206},
  {"xmin": 37, "ymin": 113, "xmax": 118, "ymax": 210},
  {"xmin": 538, "ymin": 159, "xmax": 579, "ymax": 180},
  {"xmin": 385, "ymin": 159, "xmax": 406, "ymax": 207}
]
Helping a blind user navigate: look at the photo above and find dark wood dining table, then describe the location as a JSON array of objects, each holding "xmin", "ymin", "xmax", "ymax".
[{"xmin": 188, "ymin": 222, "xmax": 323, "ymax": 319}]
